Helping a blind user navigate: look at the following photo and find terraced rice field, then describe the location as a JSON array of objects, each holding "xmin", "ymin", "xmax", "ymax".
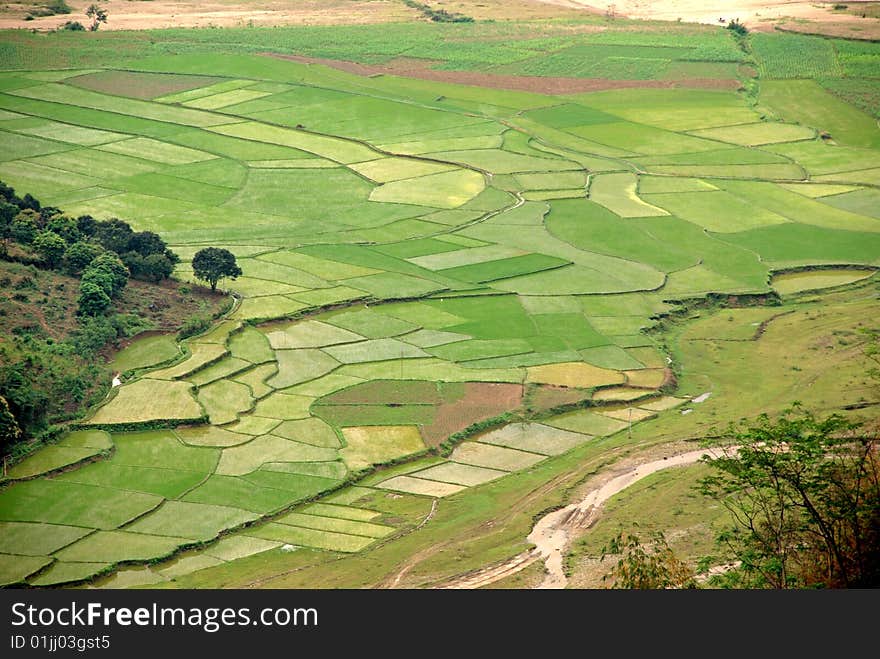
[{"xmin": 1, "ymin": 21, "xmax": 879, "ymax": 588}]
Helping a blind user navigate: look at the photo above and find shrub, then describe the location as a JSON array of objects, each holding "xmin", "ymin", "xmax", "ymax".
[
  {"xmin": 62, "ymin": 241, "xmax": 103, "ymax": 275},
  {"xmin": 77, "ymin": 281, "xmax": 112, "ymax": 316},
  {"xmin": 32, "ymin": 230, "xmax": 67, "ymax": 269}
]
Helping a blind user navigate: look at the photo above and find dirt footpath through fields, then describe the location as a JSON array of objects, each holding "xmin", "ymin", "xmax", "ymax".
[{"xmin": 438, "ymin": 445, "xmax": 724, "ymax": 589}]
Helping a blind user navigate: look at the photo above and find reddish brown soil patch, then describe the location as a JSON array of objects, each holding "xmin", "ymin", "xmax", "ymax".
[
  {"xmin": 525, "ymin": 384, "xmax": 591, "ymax": 414},
  {"xmin": 67, "ymin": 71, "xmax": 221, "ymax": 101},
  {"xmin": 420, "ymin": 382, "xmax": 524, "ymax": 447},
  {"xmin": 265, "ymin": 53, "xmax": 741, "ymax": 94}
]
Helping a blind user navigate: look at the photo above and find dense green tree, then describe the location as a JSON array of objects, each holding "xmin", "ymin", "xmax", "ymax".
[
  {"xmin": 699, "ymin": 406, "xmax": 880, "ymax": 588},
  {"xmin": 85, "ymin": 3, "xmax": 108, "ymax": 31},
  {"xmin": 0, "ymin": 394, "xmax": 21, "ymax": 452},
  {"xmin": 93, "ymin": 218, "xmax": 133, "ymax": 254},
  {"xmin": 10, "ymin": 212, "xmax": 39, "ymax": 244},
  {"xmin": 81, "ymin": 266, "xmax": 115, "ymax": 298},
  {"xmin": 0, "ymin": 200, "xmax": 17, "ymax": 255},
  {"xmin": 141, "ymin": 253, "xmax": 175, "ymax": 283},
  {"xmin": 76, "ymin": 215, "xmax": 97, "ymax": 238},
  {"xmin": 77, "ymin": 280, "xmax": 112, "ymax": 316},
  {"xmin": 32, "ymin": 230, "xmax": 67, "ymax": 268},
  {"xmin": 47, "ymin": 215, "xmax": 80, "ymax": 243},
  {"xmin": 127, "ymin": 230, "xmax": 166, "ymax": 257},
  {"xmin": 192, "ymin": 247, "xmax": 242, "ymax": 291},
  {"xmin": 89, "ymin": 252, "xmax": 129, "ymax": 296},
  {"xmin": 62, "ymin": 241, "xmax": 103, "ymax": 275}
]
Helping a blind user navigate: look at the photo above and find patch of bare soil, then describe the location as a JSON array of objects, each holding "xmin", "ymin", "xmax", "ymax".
[
  {"xmin": 538, "ymin": 0, "xmax": 880, "ymax": 38},
  {"xmin": 0, "ymin": 0, "xmax": 415, "ymax": 30},
  {"xmin": 420, "ymin": 382, "xmax": 524, "ymax": 447},
  {"xmin": 267, "ymin": 53, "xmax": 741, "ymax": 94}
]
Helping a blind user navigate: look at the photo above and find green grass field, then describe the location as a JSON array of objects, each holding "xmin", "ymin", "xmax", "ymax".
[{"xmin": 2, "ymin": 16, "xmax": 879, "ymax": 588}]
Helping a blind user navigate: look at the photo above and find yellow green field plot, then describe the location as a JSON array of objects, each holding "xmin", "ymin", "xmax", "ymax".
[
  {"xmin": 9, "ymin": 80, "xmax": 240, "ymax": 124},
  {"xmin": 259, "ymin": 461, "xmax": 347, "ymax": 481},
  {"xmin": 299, "ymin": 503, "xmax": 380, "ymax": 522},
  {"xmin": 252, "ymin": 393, "xmax": 313, "ymax": 420},
  {"xmin": 340, "ymin": 426, "xmax": 426, "ymax": 471},
  {"xmin": 225, "ymin": 415, "xmax": 282, "ymax": 436},
  {"xmin": 322, "ymin": 308, "xmax": 419, "ymax": 339},
  {"xmin": 289, "ymin": 286, "xmax": 368, "ymax": 307},
  {"xmin": 124, "ymin": 501, "xmax": 258, "ymax": 542},
  {"xmin": 412, "ymin": 462, "xmax": 507, "ymax": 487},
  {"xmin": 266, "ymin": 349, "xmax": 340, "ymax": 389},
  {"xmin": 376, "ymin": 475, "xmax": 466, "ymax": 497},
  {"xmin": 597, "ymin": 406, "xmax": 656, "ymax": 422},
  {"xmin": 32, "ymin": 148, "xmax": 161, "ymax": 180},
  {"xmin": 717, "ymin": 179, "xmax": 880, "ymax": 233},
  {"xmin": 591, "ymin": 387, "xmax": 653, "ymax": 402},
  {"xmin": 183, "ymin": 89, "xmax": 272, "ymax": 110},
  {"xmin": 110, "ymin": 430, "xmax": 218, "ymax": 471},
  {"xmin": 55, "ymin": 462, "xmax": 205, "ymax": 498},
  {"xmin": 369, "ymin": 169, "xmax": 485, "ymax": 209},
  {"xmin": 578, "ymin": 345, "xmax": 646, "ymax": 370},
  {"xmin": 427, "ymin": 338, "xmax": 533, "ymax": 362},
  {"xmin": 643, "ymin": 190, "xmax": 789, "ymax": 232},
  {"xmin": 425, "ymin": 148, "xmax": 581, "ymax": 175},
  {"xmin": 814, "ymin": 168, "xmax": 880, "ymax": 186},
  {"xmin": 261, "ymin": 250, "xmax": 381, "ymax": 280},
  {"xmin": 154, "ymin": 79, "xmax": 256, "ymax": 103},
  {"xmin": 197, "ymin": 380, "xmax": 255, "ymax": 425},
  {"xmin": 244, "ymin": 523, "xmax": 374, "ymax": 553},
  {"xmin": 401, "ymin": 329, "xmax": 471, "ymax": 348},
  {"xmin": 341, "ymin": 271, "xmax": 445, "ymax": 299},
  {"xmin": 408, "ymin": 244, "xmax": 525, "ymax": 270},
  {"xmin": 202, "ymin": 535, "xmax": 281, "ymax": 562},
  {"xmin": 269, "ymin": 418, "xmax": 340, "ymax": 448},
  {"xmin": 155, "ymin": 554, "xmax": 224, "ymax": 579},
  {"xmin": 247, "ymin": 158, "xmax": 338, "ymax": 169},
  {"xmin": 181, "ymin": 474, "xmax": 302, "ymax": 514},
  {"xmin": 638, "ymin": 176, "xmax": 717, "ymax": 194},
  {"xmin": 175, "ymin": 425, "xmax": 252, "ymax": 448},
  {"xmin": 514, "ymin": 171, "xmax": 587, "ymax": 190},
  {"xmin": 266, "ymin": 320, "xmax": 364, "ymax": 350},
  {"xmin": 96, "ymin": 137, "xmax": 216, "ymax": 165},
  {"xmin": 589, "ymin": 173, "xmax": 669, "ymax": 218},
  {"xmin": 772, "ymin": 269, "xmax": 876, "ymax": 294},
  {"xmin": 0, "ymin": 480, "xmax": 162, "ymax": 529},
  {"xmin": 225, "ymin": 277, "xmax": 302, "ymax": 298},
  {"xmin": 237, "ymin": 257, "xmax": 329, "ymax": 288},
  {"xmin": 688, "ymin": 122, "xmax": 814, "ymax": 146},
  {"xmin": 275, "ymin": 512, "xmax": 393, "ymax": 539},
  {"xmin": 662, "ymin": 265, "xmax": 753, "ymax": 296},
  {"xmin": 546, "ymin": 410, "xmax": 630, "ymax": 436},
  {"xmin": 0, "ymin": 554, "xmax": 52, "ymax": 586},
  {"xmin": 322, "ymin": 338, "xmax": 429, "ymax": 364},
  {"xmin": 13, "ymin": 121, "xmax": 127, "ymax": 146},
  {"xmin": 94, "ymin": 566, "xmax": 166, "ymax": 588},
  {"xmin": 28, "ymin": 561, "xmax": 112, "ymax": 587},
  {"xmin": 349, "ymin": 157, "xmax": 455, "ymax": 183},
  {"xmin": 639, "ymin": 396, "xmax": 688, "ymax": 411},
  {"xmin": 523, "ymin": 189, "xmax": 585, "ymax": 201},
  {"xmin": 148, "ymin": 342, "xmax": 227, "ymax": 380},
  {"xmin": 5, "ymin": 429, "xmax": 111, "ymax": 480},
  {"xmin": 0, "ymin": 522, "xmax": 92, "ymax": 557},
  {"xmin": 450, "ymin": 442, "xmax": 545, "ymax": 472},
  {"xmin": 478, "ymin": 422, "xmax": 588, "ymax": 455},
  {"xmin": 645, "ymin": 162, "xmax": 805, "ymax": 180},
  {"xmin": 227, "ymin": 327, "xmax": 274, "ymax": 363},
  {"xmin": 526, "ymin": 362, "xmax": 624, "ymax": 389},
  {"xmin": 216, "ymin": 435, "xmax": 337, "ymax": 476},
  {"xmin": 231, "ymin": 296, "xmax": 307, "ymax": 322},
  {"xmin": 685, "ymin": 307, "xmax": 782, "ymax": 341},
  {"xmin": 233, "ymin": 364, "xmax": 277, "ymax": 399},
  {"xmin": 624, "ymin": 368, "xmax": 668, "ymax": 388},
  {"xmin": 571, "ymin": 121, "xmax": 722, "ymax": 155},
  {"xmin": 54, "ymin": 530, "xmax": 191, "ymax": 563},
  {"xmin": 0, "ymin": 160, "xmax": 99, "ymax": 198},
  {"xmin": 379, "ymin": 134, "xmax": 504, "ymax": 155},
  {"xmin": 779, "ymin": 183, "xmax": 863, "ymax": 198},
  {"xmin": 86, "ymin": 379, "xmax": 203, "ymax": 426},
  {"xmin": 187, "ymin": 357, "xmax": 252, "ymax": 387},
  {"xmin": 111, "ymin": 334, "xmax": 180, "ymax": 374},
  {"xmin": 209, "ymin": 122, "xmax": 377, "ymax": 164}
]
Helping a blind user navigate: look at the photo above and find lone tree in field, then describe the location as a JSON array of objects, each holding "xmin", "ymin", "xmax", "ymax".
[
  {"xmin": 85, "ymin": 3, "xmax": 107, "ymax": 31},
  {"xmin": 192, "ymin": 247, "xmax": 242, "ymax": 292}
]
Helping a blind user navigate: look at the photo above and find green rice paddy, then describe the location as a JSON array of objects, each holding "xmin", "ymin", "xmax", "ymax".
[{"xmin": 1, "ymin": 18, "xmax": 878, "ymax": 587}]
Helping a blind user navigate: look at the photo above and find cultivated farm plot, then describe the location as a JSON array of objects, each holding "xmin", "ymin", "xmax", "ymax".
[{"xmin": 4, "ymin": 37, "xmax": 880, "ymax": 583}]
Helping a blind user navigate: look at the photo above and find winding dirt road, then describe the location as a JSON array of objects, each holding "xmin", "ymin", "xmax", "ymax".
[{"xmin": 439, "ymin": 446, "xmax": 722, "ymax": 589}]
